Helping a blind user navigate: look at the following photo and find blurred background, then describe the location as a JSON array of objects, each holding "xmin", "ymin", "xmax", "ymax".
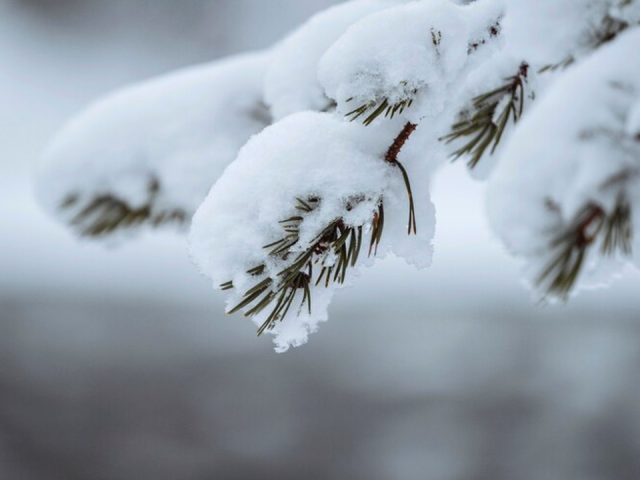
[{"xmin": 1, "ymin": 1, "xmax": 640, "ymax": 479}]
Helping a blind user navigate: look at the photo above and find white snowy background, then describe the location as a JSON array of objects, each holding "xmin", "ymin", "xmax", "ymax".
[{"xmin": 1, "ymin": 1, "xmax": 640, "ymax": 479}]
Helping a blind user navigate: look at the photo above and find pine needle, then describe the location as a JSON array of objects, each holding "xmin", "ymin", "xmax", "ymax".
[
  {"xmin": 440, "ymin": 63, "xmax": 530, "ymax": 169},
  {"xmin": 537, "ymin": 198, "xmax": 633, "ymax": 298},
  {"xmin": 346, "ymin": 89, "xmax": 416, "ymax": 126},
  {"xmin": 222, "ymin": 197, "xmax": 386, "ymax": 336},
  {"xmin": 222, "ymin": 122, "xmax": 420, "ymax": 336},
  {"xmin": 63, "ymin": 195, "xmax": 186, "ymax": 238},
  {"xmin": 59, "ymin": 178, "xmax": 186, "ymax": 238}
]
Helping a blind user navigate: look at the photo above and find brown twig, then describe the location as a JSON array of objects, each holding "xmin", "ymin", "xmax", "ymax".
[
  {"xmin": 385, "ymin": 122, "xmax": 417, "ymax": 164},
  {"xmin": 573, "ymin": 206, "xmax": 606, "ymax": 248},
  {"xmin": 468, "ymin": 22, "xmax": 501, "ymax": 53},
  {"xmin": 385, "ymin": 122, "xmax": 418, "ymax": 234}
]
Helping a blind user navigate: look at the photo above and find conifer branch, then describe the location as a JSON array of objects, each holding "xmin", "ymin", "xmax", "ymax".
[
  {"xmin": 537, "ymin": 197, "xmax": 633, "ymax": 298},
  {"xmin": 222, "ymin": 123, "xmax": 419, "ymax": 335},
  {"xmin": 440, "ymin": 63, "xmax": 530, "ymax": 169},
  {"xmin": 344, "ymin": 20, "xmax": 503, "ymax": 127},
  {"xmin": 60, "ymin": 179, "xmax": 187, "ymax": 238},
  {"xmin": 222, "ymin": 197, "xmax": 382, "ymax": 336},
  {"xmin": 345, "ymin": 92, "xmax": 416, "ymax": 126}
]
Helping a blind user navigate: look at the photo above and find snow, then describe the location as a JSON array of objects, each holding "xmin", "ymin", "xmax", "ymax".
[
  {"xmin": 611, "ymin": 0, "xmax": 640, "ymax": 24},
  {"xmin": 189, "ymin": 111, "xmax": 436, "ymax": 352},
  {"xmin": 487, "ymin": 28, "xmax": 640, "ymax": 298},
  {"xmin": 36, "ymin": 51, "xmax": 271, "ymax": 238},
  {"xmin": 264, "ymin": 0, "xmax": 406, "ymax": 120},
  {"xmin": 627, "ymin": 97, "xmax": 640, "ymax": 137},
  {"xmin": 318, "ymin": 0, "xmax": 504, "ymax": 125},
  {"xmin": 503, "ymin": 0, "xmax": 639, "ymax": 67}
]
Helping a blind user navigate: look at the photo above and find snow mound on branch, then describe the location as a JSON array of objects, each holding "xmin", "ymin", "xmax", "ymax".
[
  {"xmin": 37, "ymin": 51, "xmax": 270, "ymax": 239},
  {"xmin": 264, "ymin": 0, "xmax": 407, "ymax": 120},
  {"xmin": 612, "ymin": 1, "xmax": 640, "ymax": 24},
  {"xmin": 189, "ymin": 112, "xmax": 436, "ymax": 352},
  {"xmin": 503, "ymin": 0, "xmax": 639, "ymax": 66},
  {"xmin": 488, "ymin": 29, "xmax": 640, "ymax": 298},
  {"xmin": 318, "ymin": 0, "xmax": 504, "ymax": 125}
]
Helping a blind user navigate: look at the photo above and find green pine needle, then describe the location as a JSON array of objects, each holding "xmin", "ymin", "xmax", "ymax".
[
  {"xmin": 59, "ymin": 178, "xmax": 186, "ymax": 238},
  {"xmin": 601, "ymin": 200, "xmax": 633, "ymax": 257},
  {"xmin": 537, "ymin": 198, "xmax": 633, "ymax": 298},
  {"xmin": 221, "ymin": 197, "xmax": 386, "ymax": 336},
  {"xmin": 440, "ymin": 63, "xmax": 530, "ymax": 169},
  {"xmin": 539, "ymin": 57, "xmax": 575, "ymax": 73},
  {"xmin": 345, "ymin": 83, "xmax": 417, "ymax": 126},
  {"xmin": 61, "ymin": 195, "xmax": 186, "ymax": 238}
]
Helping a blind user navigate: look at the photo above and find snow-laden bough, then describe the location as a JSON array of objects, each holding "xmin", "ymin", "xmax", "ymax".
[
  {"xmin": 37, "ymin": 52, "xmax": 270, "ymax": 239},
  {"xmin": 488, "ymin": 29, "xmax": 640, "ymax": 299},
  {"xmin": 189, "ymin": 112, "xmax": 435, "ymax": 352},
  {"xmin": 264, "ymin": 0, "xmax": 410, "ymax": 120},
  {"xmin": 36, "ymin": 0, "xmax": 640, "ymax": 351}
]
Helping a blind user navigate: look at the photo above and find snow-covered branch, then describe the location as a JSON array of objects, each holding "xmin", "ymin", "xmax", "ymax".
[
  {"xmin": 37, "ymin": 0, "xmax": 640, "ymax": 351},
  {"xmin": 37, "ymin": 52, "xmax": 270, "ymax": 239}
]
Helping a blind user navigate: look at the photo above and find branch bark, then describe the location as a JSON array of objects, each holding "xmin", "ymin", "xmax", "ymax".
[{"xmin": 385, "ymin": 122, "xmax": 418, "ymax": 234}]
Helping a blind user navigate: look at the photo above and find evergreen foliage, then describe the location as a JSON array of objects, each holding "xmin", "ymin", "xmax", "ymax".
[
  {"xmin": 441, "ymin": 63, "xmax": 530, "ymax": 169},
  {"xmin": 222, "ymin": 197, "xmax": 382, "ymax": 336},
  {"xmin": 537, "ymin": 198, "xmax": 633, "ymax": 297},
  {"xmin": 61, "ymin": 179, "xmax": 187, "ymax": 238},
  {"xmin": 38, "ymin": 0, "xmax": 640, "ymax": 349}
]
